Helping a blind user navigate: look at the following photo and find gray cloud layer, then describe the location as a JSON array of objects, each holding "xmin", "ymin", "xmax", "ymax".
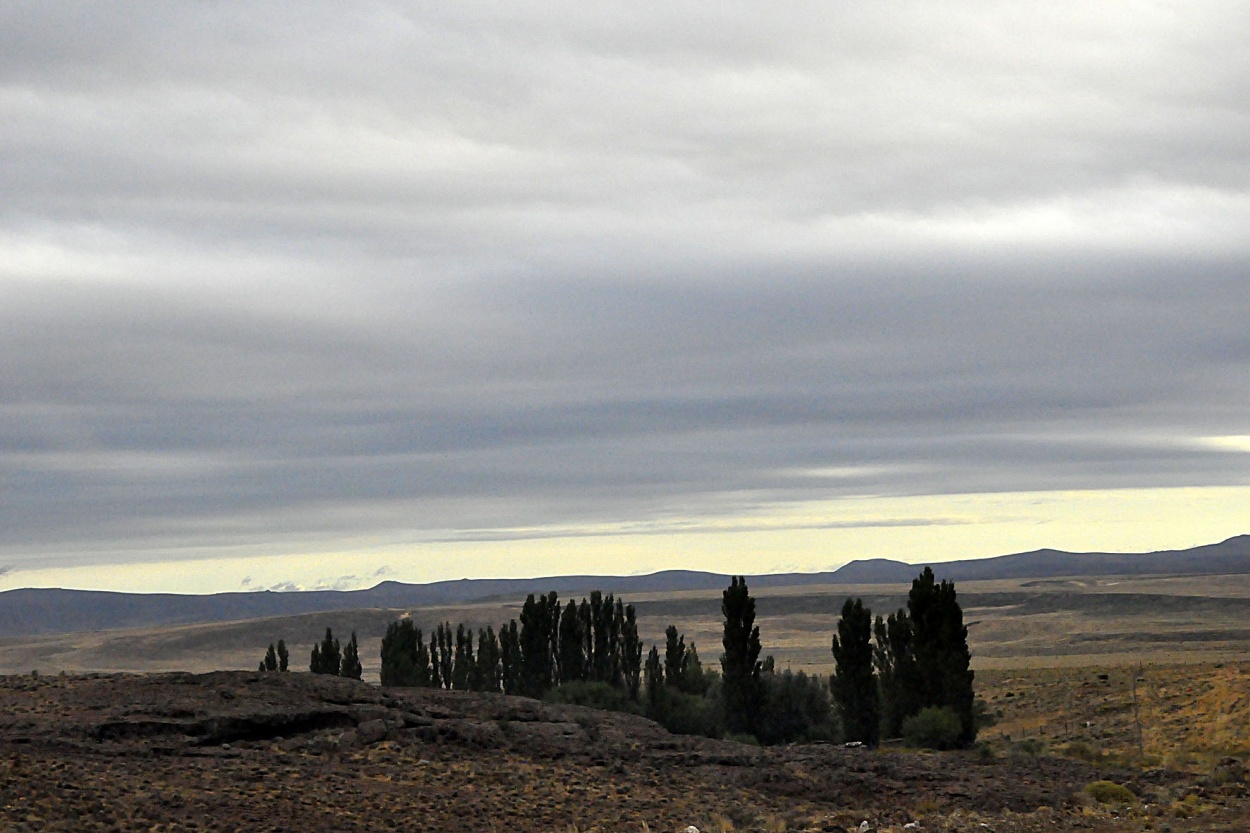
[{"xmin": 1, "ymin": 2, "xmax": 1248, "ymax": 570}]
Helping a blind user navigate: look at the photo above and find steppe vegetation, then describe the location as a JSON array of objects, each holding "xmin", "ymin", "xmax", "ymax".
[{"xmin": 4, "ymin": 569, "xmax": 1250, "ymax": 829}]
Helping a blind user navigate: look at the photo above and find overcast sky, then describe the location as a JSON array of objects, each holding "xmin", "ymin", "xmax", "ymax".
[{"xmin": 2, "ymin": 2, "xmax": 1248, "ymax": 593}]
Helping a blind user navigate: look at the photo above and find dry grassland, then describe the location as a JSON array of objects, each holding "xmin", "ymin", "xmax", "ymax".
[{"xmin": 4, "ymin": 570, "xmax": 1250, "ymax": 770}]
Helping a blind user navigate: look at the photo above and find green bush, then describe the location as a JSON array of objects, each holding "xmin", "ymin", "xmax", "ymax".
[
  {"xmin": 1085, "ymin": 780, "xmax": 1136, "ymax": 805},
  {"xmin": 543, "ymin": 681, "xmax": 642, "ymax": 715},
  {"xmin": 651, "ymin": 688, "xmax": 724, "ymax": 738},
  {"xmin": 902, "ymin": 706, "xmax": 963, "ymax": 751}
]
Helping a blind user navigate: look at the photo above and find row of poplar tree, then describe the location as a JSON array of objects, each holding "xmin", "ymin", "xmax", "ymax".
[
  {"xmin": 270, "ymin": 570, "xmax": 975, "ymax": 748},
  {"xmin": 258, "ymin": 629, "xmax": 364, "ymax": 680},
  {"xmin": 378, "ymin": 590, "xmax": 643, "ymax": 698},
  {"xmin": 375, "ymin": 576, "xmax": 839, "ymax": 746}
]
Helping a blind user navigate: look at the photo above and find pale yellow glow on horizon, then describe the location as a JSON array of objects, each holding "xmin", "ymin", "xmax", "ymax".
[
  {"xmin": 5, "ymin": 484, "xmax": 1248, "ymax": 595},
  {"xmin": 1202, "ymin": 436, "xmax": 1250, "ymax": 453}
]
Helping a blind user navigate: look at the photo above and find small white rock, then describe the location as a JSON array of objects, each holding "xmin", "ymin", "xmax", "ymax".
[
  {"xmin": 859, "ymin": 822, "xmax": 871, "ymax": 832},
  {"xmin": 685, "ymin": 827, "xmax": 700, "ymax": 833}
]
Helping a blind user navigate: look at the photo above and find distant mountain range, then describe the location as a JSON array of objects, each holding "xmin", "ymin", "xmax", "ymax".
[{"xmin": 2, "ymin": 535, "xmax": 1247, "ymax": 637}]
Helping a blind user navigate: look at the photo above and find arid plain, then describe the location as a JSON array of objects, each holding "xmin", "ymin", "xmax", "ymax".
[{"xmin": 5, "ymin": 571, "xmax": 1250, "ymax": 830}]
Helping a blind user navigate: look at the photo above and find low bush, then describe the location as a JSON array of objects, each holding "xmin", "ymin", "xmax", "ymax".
[
  {"xmin": 1063, "ymin": 740, "xmax": 1102, "ymax": 764},
  {"xmin": 650, "ymin": 688, "xmax": 724, "ymax": 738},
  {"xmin": 902, "ymin": 706, "xmax": 962, "ymax": 751},
  {"xmin": 1084, "ymin": 780, "xmax": 1136, "ymax": 805}
]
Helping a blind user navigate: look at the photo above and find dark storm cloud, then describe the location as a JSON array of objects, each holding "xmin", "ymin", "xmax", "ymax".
[{"xmin": 1, "ymin": 2, "xmax": 1248, "ymax": 570}]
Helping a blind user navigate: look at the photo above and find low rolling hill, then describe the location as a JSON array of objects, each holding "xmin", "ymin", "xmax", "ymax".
[{"xmin": 2, "ymin": 535, "xmax": 1247, "ymax": 637}]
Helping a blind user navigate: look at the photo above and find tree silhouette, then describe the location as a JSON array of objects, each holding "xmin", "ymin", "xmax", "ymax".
[
  {"xmin": 475, "ymin": 626, "xmax": 501, "ymax": 692},
  {"xmin": 310, "ymin": 627, "xmax": 341, "ymax": 675},
  {"xmin": 620, "ymin": 602, "xmax": 642, "ymax": 700},
  {"xmin": 452, "ymin": 623, "xmax": 474, "ymax": 690},
  {"xmin": 380, "ymin": 620, "xmax": 430, "ymax": 687},
  {"xmin": 340, "ymin": 631, "xmax": 363, "ymax": 680},
  {"xmin": 831, "ymin": 597, "xmax": 878, "ymax": 746},
  {"xmin": 558, "ymin": 599, "xmax": 586, "ymax": 684},
  {"xmin": 519, "ymin": 593, "xmax": 557, "ymax": 697},
  {"xmin": 500, "ymin": 619, "xmax": 522, "ymax": 695},
  {"xmin": 908, "ymin": 567, "xmax": 976, "ymax": 745},
  {"xmin": 260, "ymin": 643, "xmax": 278, "ymax": 672},
  {"xmin": 664, "ymin": 626, "xmax": 686, "ymax": 688},
  {"xmin": 720, "ymin": 576, "xmax": 762, "ymax": 735}
]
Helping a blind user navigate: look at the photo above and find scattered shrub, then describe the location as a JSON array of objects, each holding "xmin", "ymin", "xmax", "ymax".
[
  {"xmin": 972, "ymin": 698, "xmax": 997, "ymax": 729},
  {"xmin": 902, "ymin": 706, "xmax": 962, "ymax": 750},
  {"xmin": 760, "ymin": 813, "xmax": 787, "ymax": 833},
  {"xmin": 1084, "ymin": 780, "xmax": 1136, "ymax": 805},
  {"xmin": 1013, "ymin": 738, "xmax": 1046, "ymax": 757},
  {"xmin": 1063, "ymin": 741, "xmax": 1102, "ymax": 764}
]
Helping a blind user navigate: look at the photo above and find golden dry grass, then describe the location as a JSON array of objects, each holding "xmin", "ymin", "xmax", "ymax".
[{"xmin": 978, "ymin": 660, "xmax": 1250, "ymax": 770}]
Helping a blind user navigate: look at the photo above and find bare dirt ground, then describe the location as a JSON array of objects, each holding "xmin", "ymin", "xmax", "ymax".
[{"xmin": 2, "ymin": 671, "xmax": 1249, "ymax": 832}]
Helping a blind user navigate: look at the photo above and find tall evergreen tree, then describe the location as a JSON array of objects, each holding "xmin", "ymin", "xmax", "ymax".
[
  {"xmin": 544, "ymin": 591, "xmax": 562, "ymax": 686},
  {"xmin": 720, "ymin": 576, "xmax": 763, "ymax": 735},
  {"xmin": 606, "ymin": 597, "xmax": 623, "ymax": 686},
  {"xmin": 621, "ymin": 603, "xmax": 643, "ymax": 700},
  {"xmin": 276, "ymin": 639, "xmax": 289, "ymax": 672},
  {"xmin": 429, "ymin": 630, "xmax": 443, "ymax": 689},
  {"xmin": 578, "ymin": 598, "xmax": 593, "ymax": 677},
  {"xmin": 679, "ymin": 642, "xmax": 709, "ymax": 695},
  {"xmin": 452, "ymin": 623, "xmax": 474, "ymax": 690},
  {"xmin": 874, "ymin": 610, "xmax": 919, "ymax": 738},
  {"xmin": 663, "ymin": 625, "xmax": 686, "ymax": 688},
  {"xmin": 558, "ymin": 599, "xmax": 586, "ymax": 684},
  {"xmin": 310, "ymin": 627, "xmax": 341, "ymax": 675},
  {"xmin": 589, "ymin": 591, "xmax": 612, "ymax": 683},
  {"xmin": 831, "ymin": 598, "xmax": 878, "ymax": 746},
  {"xmin": 500, "ymin": 619, "xmax": 522, "ymax": 695},
  {"xmin": 380, "ymin": 620, "xmax": 431, "ymax": 687},
  {"xmin": 340, "ymin": 631, "xmax": 363, "ymax": 680},
  {"xmin": 261, "ymin": 643, "xmax": 278, "ymax": 672},
  {"xmin": 519, "ymin": 594, "xmax": 555, "ymax": 697},
  {"xmin": 475, "ymin": 626, "xmax": 502, "ymax": 693},
  {"xmin": 908, "ymin": 567, "xmax": 976, "ymax": 745},
  {"xmin": 436, "ymin": 622, "xmax": 454, "ymax": 689},
  {"xmin": 644, "ymin": 645, "xmax": 664, "ymax": 716}
]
